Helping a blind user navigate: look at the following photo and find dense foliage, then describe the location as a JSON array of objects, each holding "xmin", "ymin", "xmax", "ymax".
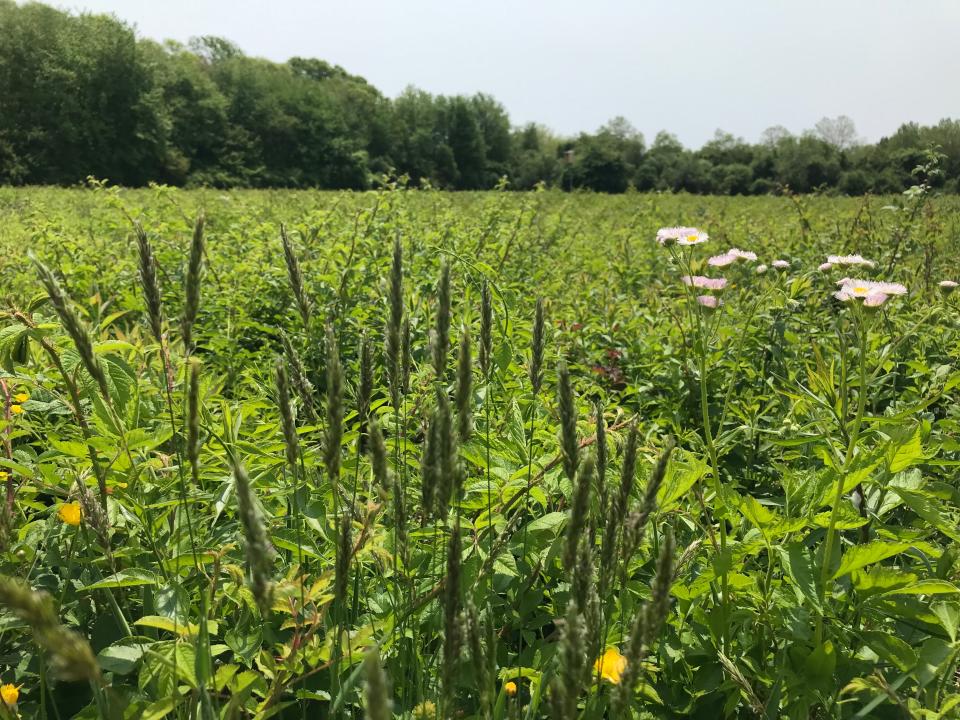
[
  {"xmin": 1, "ymin": 1, "xmax": 960, "ymax": 194},
  {"xmin": 0, "ymin": 182, "xmax": 959, "ymax": 719}
]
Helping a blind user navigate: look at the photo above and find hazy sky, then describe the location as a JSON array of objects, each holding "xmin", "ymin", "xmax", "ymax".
[{"xmin": 63, "ymin": 0, "xmax": 960, "ymax": 147}]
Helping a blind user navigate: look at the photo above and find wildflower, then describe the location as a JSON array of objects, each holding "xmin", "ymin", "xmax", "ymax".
[
  {"xmin": 656, "ymin": 226, "xmax": 708, "ymax": 246},
  {"xmin": 13, "ymin": 393, "xmax": 28, "ymax": 404},
  {"xmin": 0, "ymin": 683, "xmax": 18, "ymax": 707},
  {"xmin": 755, "ymin": 264, "xmax": 768, "ymax": 274},
  {"xmin": 708, "ymin": 253, "xmax": 736, "ymax": 267},
  {"xmin": 709, "ymin": 248, "xmax": 756, "ymax": 266},
  {"xmin": 772, "ymin": 260, "xmax": 790, "ymax": 269},
  {"xmin": 819, "ymin": 262, "xmax": 834, "ymax": 271},
  {"xmin": 9, "ymin": 405, "xmax": 23, "ymax": 415},
  {"xmin": 727, "ymin": 248, "xmax": 758, "ymax": 261},
  {"xmin": 940, "ymin": 280, "xmax": 958, "ymax": 294},
  {"xmin": 0, "ymin": 471, "xmax": 7, "ymax": 482},
  {"xmin": 827, "ymin": 254, "xmax": 875, "ymax": 268},
  {"xmin": 505, "ymin": 681, "xmax": 518, "ymax": 697},
  {"xmin": 834, "ymin": 279, "xmax": 906, "ymax": 305},
  {"xmin": 594, "ymin": 647, "xmax": 627, "ymax": 684},
  {"xmin": 681, "ymin": 275, "xmax": 727, "ymax": 291},
  {"xmin": 697, "ymin": 295, "xmax": 720, "ymax": 309},
  {"xmin": 835, "ymin": 279, "xmax": 907, "ymax": 296},
  {"xmin": 412, "ymin": 701, "xmax": 437, "ymax": 719},
  {"xmin": 58, "ymin": 502, "xmax": 82, "ymax": 526}
]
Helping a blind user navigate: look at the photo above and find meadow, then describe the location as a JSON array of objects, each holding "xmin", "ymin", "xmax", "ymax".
[{"xmin": 0, "ymin": 182, "xmax": 958, "ymax": 719}]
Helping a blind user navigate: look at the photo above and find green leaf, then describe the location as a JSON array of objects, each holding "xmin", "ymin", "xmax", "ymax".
[
  {"xmin": 832, "ymin": 541, "xmax": 914, "ymax": 580},
  {"xmin": 780, "ymin": 543, "xmax": 822, "ymax": 612},
  {"xmin": 881, "ymin": 580, "xmax": 960, "ymax": 597},
  {"xmin": 525, "ymin": 511, "xmax": 566, "ymax": 535},
  {"xmin": 98, "ymin": 643, "xmax": 148, "ymax": 674},
  {"xmin": 135, "ymin": 615, "xmax": 218, "ymax": 637},
  {"xmin": 860, "ymin": 631, "xmax": 916, "ymax": 672},
  {"xmin": 82, "ymin": 569, "xmax": 159, "ymax": 591},
  {"xmin": 886, "ymin": 426, "xmax": 925, "ymax": 473},
  {"xmin": 893, "ymin": 487, "xmax": 960, "ymax": 542},
  {"xmin": 932, "ymin": 602, "xmax": 959, "ymax": 642}
]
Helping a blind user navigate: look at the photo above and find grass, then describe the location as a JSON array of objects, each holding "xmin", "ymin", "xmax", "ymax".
[{"xmin": 0, "ymin": 183, "xmax": 958, "ymax": 719}]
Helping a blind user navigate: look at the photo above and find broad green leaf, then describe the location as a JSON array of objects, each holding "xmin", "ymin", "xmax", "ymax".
[
  {"xmin": 860, "ymin": 631, "xmax": 916, "ymax": 672},
  {"xmin": 886, "ymin": 426, "xmax": 925, "ymax": 473},
  {"xmin": 525, "ymin": 511, "xmax": 566, "ymax": 535},
  {"xmin": 82, "ymin": 569, "xmax": 159, "ymax": 591},
  {"xmin": 932, "ymin": 602, "xmax": 959, "ymax": 642},
  {"xmin": 780, "ymin": 543, "xmax": 821, "ymax": 612},
  {"xmin": 882, "ymin": 580, "xmax": 960, "ymax": 597},
  {"xmin": 832, "ymin": 541, "xmax": 914, "ymax": 580},
  {"xmin": 98, "ymin": 643, "xmax": 148, "ymax": 674}
]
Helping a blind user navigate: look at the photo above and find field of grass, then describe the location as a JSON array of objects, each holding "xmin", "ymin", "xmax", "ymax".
[{"xmin": 0, "ymin": 184, "xmax": 959, "ymax": 719}]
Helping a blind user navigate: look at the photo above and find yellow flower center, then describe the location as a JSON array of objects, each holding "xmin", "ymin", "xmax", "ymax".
[
  {"xmin": 594, "ymin": 648, "xmax": 627, "ymax": 684},
  {"xmin": 58, "ymin": 502, "xmax": 83, "ymax": 526},
  {"xmin": 1, "ymin": 683, "xmax": 19, "ymax": 706},
  {"xmin": 686, "ymin": 234, "xmax": 698, "ymax": 243},
  {"xmin": 852, "ymin": 286, "xmax": 869, "ymax": 295}
]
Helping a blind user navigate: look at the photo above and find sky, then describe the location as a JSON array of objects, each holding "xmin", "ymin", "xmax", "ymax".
[{"xmin": 62, "ymin": 0, "xmax": 960, "ymax": 148}]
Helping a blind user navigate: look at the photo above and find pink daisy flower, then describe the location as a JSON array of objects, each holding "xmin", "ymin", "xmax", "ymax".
[
  {"xmin": 697, "ymin": 295, "xmax": 721, "ymax": 309},
  {"xmin": 708, "ymin": 253, "xmax": 737, "ymax": 267},
  {"xmin": 827, "ymin": 254, "xmax": 875, "ymax": 268},
  {"xmin": 755, "ymin": 264, "xmax": 768, "ymax": 274},
  {"xmin": 727, "ymin": 248, "xmax": 758, "ymax": 261},
  {"xmin": 657, "ymin": 227, "xmax": 708, "ymax": 246},
  {"xmin": 819, "ymin": 262, "xmax": 834, "ymax": 271},
  {"xmin": 682, "ymin": 275, "xmax": 727, "ymax": 291},
  {"xmin": 834, "ymin": 278, "xmax": 907, "ymax": 304},
  {"xmin": 772, "ymin": 260, "xmax": 790, "ymax": 269}
]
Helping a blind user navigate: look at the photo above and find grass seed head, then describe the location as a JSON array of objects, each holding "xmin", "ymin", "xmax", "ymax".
[
  {"xmin": 325, "ymin": 324, "xmax": 343, "ymax": 484},
  {"xmin": 564, "ymin": 453, "xmax": 595, "ymax": 574},
  {"xmin": 275, "ymin": 357, "xmax": 299, "ymax": 470},
  {"xmin": 182, "ymin": 212, "xmax": 205, "ymax": 354},
  {"xmin": 456, "ymin": 326, "xmax": 472, "ymax": 442},
  {"xmin": 134, "ymin": 221, "xmax": 164, "ymax": 343},
  {"xmin": 479, "ymin": 279, "xmax": 492, "ymax": 377},
  {"xmin": 363, "ymin": 648, "xmax": 391, "ymax": 720},
  {"xmin": 0, "ymin": 576, "xmax": 100, "ymax": 683},
  {"xmin": 232, "ymin": 461, "xmax": 275, "ymax": 614},
  {"xmin": 34, "ymin": 258, "xmax": 110, "ymax": 400},
  {"xmin": 280, "ymin": 224, "xmax": 311, "ymax": 328},
  {"xmin": 280, "ymin": 331, "xmax": 317, "ymax": 424}
]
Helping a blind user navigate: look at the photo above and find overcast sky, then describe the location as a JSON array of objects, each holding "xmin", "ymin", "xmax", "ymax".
[{"xmin": 62, "ymin": 0, "xmax": 960, "ymax": 147}]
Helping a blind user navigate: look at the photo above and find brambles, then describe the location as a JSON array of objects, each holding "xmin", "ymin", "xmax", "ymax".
[{"xmin": 0, "ymin": 187, "xmax": 958, "ymax": 718}]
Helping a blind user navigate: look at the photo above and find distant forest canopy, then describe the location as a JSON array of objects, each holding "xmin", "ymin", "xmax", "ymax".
[{"xmin": 1, "ymin": 1, "xmax": 959, "ymax": 193}]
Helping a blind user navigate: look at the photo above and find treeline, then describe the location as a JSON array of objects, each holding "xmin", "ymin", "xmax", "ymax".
[{"xmin": 2, "ymin": 1, "xmax": 959, "ymax": 193}]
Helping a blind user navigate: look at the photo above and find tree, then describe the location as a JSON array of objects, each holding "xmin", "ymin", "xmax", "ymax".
[{"xmin": 815, "ymin": 115, "xmax": 860, "ymax": 150}]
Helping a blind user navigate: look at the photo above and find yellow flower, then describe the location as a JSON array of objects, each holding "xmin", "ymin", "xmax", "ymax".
[
  {"xmin": 58, "ymin": 502, "xmax": 82, "ymax": 526},
  {"xmin": 412, "ymin": 701, "xmax": 436, "ymax": 719},
  {"xmin": 9, "ymin": 405, "xmax": 23, "ymax": 415},
  {"xmin": 504, "ymin": 680, "xmax": 518, "ymax": 697},
  {"xmin": 13, "ymin": 393, "xmax": 28, "ymax": 403},
  {"xmin": 0, "ymin": 683, "xmax": 19, "ymax": 706},
  {"xmin": 0, "ymin": 471, "xmax": 7, "ymax": 482},
  {"xmin": 594, "ymin": 647, "xmax": 627, "ymax": 685}
]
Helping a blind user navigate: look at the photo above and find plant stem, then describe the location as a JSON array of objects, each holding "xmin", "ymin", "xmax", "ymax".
[{"xmin": 817, "ymin": 309, "xmax": 868, "ymax": 645}]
